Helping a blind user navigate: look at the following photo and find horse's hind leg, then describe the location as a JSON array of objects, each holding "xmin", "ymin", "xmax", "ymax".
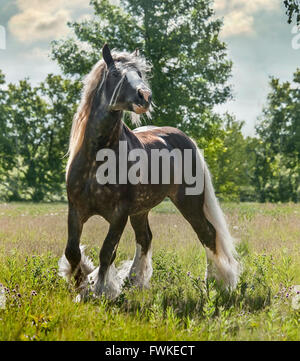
[
  {"xmin": 129, "ymin": 212, "xmax": 153, "ymax": 288},
  {"xmin": 170, "ymin": 192, "xmax": 236, "ymax": 289},
  {"xmin": 171, "ymin": 193, "xmax": 217, "ymax": 251}
]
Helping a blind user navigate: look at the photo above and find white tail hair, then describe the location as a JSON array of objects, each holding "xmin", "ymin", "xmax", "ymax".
[{"xmin": 198, "ymin": 148, "xmax": 240, "ymax": 290}]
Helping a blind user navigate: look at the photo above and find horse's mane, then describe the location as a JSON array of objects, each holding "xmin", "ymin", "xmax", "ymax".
[{"xmin": 66, "ymin": 50, "xmax": 151, "ymax": 178}]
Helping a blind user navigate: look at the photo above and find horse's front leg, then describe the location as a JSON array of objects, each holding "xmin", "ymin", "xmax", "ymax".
[
  {"xmin": 93, "ymin": 215, "xmax": 128, "ymax": 299},
  {"xmin": 60, "ymin": 205, "xmax": 84, "ymax": 287}
]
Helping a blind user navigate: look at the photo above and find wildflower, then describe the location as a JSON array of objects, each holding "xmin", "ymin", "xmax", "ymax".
[{"xmin": 31, "ymin": 290, "xmax": 37, "ymax": 297}]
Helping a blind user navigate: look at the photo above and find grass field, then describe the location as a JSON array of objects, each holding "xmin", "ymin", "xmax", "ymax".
[{"xmin": 0, "ymin": 201, "xmax": 299, "ymax": 341}]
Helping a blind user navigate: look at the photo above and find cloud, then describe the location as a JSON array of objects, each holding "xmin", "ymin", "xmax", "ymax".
[
  {"xmin": 9, "ymin": 9, "xmax": 70, "ymax": 43},
  {"xmin": 23, "ymin": 46, "xmax": 51, "ymax": 61},
  {"xmin": 221, "ymin": 10, "xmax": 254, "ymax": 37},
  {"xmin": 214, "ymin": 0, "xmax": 280, "ymax": 38},
  {"xmin": 15, "ymin": 0, "xmax": 90, "ymax": 12},
  {"xmin": 8, "ymin": 0, "xmax": 90, "ymax": 43}
]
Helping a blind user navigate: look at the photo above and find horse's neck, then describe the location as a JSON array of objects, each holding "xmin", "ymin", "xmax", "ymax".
[{"xmin": 83, "ymin": 104, "xmax": 123, "ymax": 160}]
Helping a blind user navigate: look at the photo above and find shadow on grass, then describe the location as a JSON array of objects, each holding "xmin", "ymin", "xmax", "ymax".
[
  {"xmin": 109, "ymin": 247, "xmax": 273, "ymax": 322},
  {"xmin": 111, "ymin": 276, "xmax": 272, "ymax": 323}
]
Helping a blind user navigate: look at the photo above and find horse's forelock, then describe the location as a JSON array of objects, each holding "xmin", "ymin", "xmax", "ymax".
[{"xmin": 111, "ymin": 50, "xmax": 152, "ymax": 78}]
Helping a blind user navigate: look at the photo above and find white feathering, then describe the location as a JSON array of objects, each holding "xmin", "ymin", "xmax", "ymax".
[{"xmin": 58, "ymin": 245, "xmax": 135, "ymax": 300}]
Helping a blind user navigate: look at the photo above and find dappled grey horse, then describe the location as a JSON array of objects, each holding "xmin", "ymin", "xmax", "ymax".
[{"xmin": 59, "ymin": 44, "xmax": 239, "ymax": 300}]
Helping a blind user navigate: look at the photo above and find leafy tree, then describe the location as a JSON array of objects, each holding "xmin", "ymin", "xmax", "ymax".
[
  {"xmin": 0, "ymin": 71, "xmax": 18, "ymax": 198},
  {"xmin": 284, "ymin": 0, "xmax": 300, "ymax": 25},
  {"xmin": 214, "ymin": 116, "xmax": 257, "ymax": 201},
  {"xmin": 0, "ymin": 74, "xmax": 80, "ymax": 201},
  {"xmin": 51, "ymin": 0, "xmax": 232, "ymax": 139},
  {"xmin": 254, "ymin": 70, "xmax": 300, "ymax": 202},
  {"xmin": 198, "ymin": 114, "xmax": 258, "ymax": 201}
]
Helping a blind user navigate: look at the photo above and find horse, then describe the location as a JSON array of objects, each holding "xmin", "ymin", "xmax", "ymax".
[{"xmin": 58, "ymin": 44, "xmax": 240, "ymax": 300}]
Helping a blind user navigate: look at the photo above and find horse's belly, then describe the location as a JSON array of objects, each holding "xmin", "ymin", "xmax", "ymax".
[{"xmin": 128, "ymin": 184, "xmax": 174, "ymax": 215}]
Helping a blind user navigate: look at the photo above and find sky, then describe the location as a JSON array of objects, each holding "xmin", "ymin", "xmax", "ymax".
[{"xmin": 0, "ymin": 0, "xmax": 299, "ymax": 136}]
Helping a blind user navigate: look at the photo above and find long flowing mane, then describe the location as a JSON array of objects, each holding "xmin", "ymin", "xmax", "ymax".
[{"xmin": 66, "ymin": 51, "xmax": 151, "ymax": 178}]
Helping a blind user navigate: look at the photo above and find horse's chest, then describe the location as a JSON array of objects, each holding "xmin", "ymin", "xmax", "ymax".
[{"xmin": 68, "ymin": 173, "xmax": 120, "ymax": 215}]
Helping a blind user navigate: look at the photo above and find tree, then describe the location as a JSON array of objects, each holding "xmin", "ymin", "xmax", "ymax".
[
  {"xmin": 215, "ymin": 116, "xmax": 257, "ymax": 201},
  {"xmin": 284, "ymin": 0, "xmax": 300, "ymax": 25},
  {"xmin": 0, "ymin": 73, "xmax": 80, "ymax": 201},
  {"xmin": 0, "ymin": 71, "xmax": 18, "ymax": 199},
  {"xmin": 254, "ymin": 70, "xmax": 300, "ymax": 202},
  {"xmin": 196, "ymin": 114, "xmax": 258, "ymax": 201},
  {"xmin": 51, "ymin": 0, "xmax": 232, "ymax": 139}
]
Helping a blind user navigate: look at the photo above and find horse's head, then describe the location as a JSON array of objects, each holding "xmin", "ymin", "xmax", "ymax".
[{"xmin": 102, "ymin": 44, "xmax": 152, "ymax": 114}]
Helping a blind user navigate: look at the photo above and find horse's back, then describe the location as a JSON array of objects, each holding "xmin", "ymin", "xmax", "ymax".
[{"xmin": 133, "ymin": 125, "xmax": 195, "ymax": 150}]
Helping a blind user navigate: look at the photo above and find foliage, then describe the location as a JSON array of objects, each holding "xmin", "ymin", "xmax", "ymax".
[
  {"xmin": 0, "ymin": 73, "xmax": 81, "ymax": 201},
  {"xmin": 202, "ymin": 115, "xmax": 258, "ymax": 201},
  {"xmin": 0, "ymin": 71, "xmax": 16, "ymax": 188},
  {"xmin": 254, "ymin": 70, "xmax": 300, "ymax": 202},
  {"xmin": 284, "ymin": 0, "xmax": 300, "ymax": 25}
]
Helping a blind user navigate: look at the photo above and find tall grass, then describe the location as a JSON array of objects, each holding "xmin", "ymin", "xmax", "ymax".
[{"xmin": 0, "ymin": 202, "xmax": 299, "ymax": 340}]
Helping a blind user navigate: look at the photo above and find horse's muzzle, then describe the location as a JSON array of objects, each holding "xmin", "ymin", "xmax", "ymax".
[
  {"xmin": 138, "ymin": 88, "xmax": 152, "ymax": 104},
  {"xmin": 132, "ymin": 104, "xmax": 149, "ymax": 114}
]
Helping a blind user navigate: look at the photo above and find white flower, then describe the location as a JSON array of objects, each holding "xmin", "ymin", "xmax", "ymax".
[
  {"xmin": 291, "ymin": 285, "xmax": 300, "ymax": 310},
  {"xmin": 0, "ymin": 286, "xmax": 6, "ymax": 310}
]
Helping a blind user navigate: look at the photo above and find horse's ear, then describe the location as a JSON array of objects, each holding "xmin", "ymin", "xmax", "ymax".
[
  {"xmin": 133, "ymin": 48, "xmax": 140, "ymax": 57},
  {"xmin": 102, "ymin": 43, "xmax": 114, "ymax": 68}
]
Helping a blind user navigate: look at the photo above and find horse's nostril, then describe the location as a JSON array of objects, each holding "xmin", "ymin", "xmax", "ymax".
[
  {"xmin": 138, "ymin": 88, "xmax": 151, "ymax": 103},
  {"xmin": 138, "ymin": 89, "xmax": 144, "ymax": 100}
]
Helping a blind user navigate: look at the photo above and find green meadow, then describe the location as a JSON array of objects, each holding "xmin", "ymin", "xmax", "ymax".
[{"xmin": 0, "ymin": 201, "xmax": 299, "ymax": 341}]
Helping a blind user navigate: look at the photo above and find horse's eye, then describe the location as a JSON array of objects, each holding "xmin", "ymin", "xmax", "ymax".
[{"xmin": 137, "ymin": 71, "xmax": 142, "ymax": 78}]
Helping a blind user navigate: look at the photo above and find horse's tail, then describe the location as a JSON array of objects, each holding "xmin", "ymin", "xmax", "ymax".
[{"xmin": 199, "ymin": 148, "xmax": 240, "ymax": 290}]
